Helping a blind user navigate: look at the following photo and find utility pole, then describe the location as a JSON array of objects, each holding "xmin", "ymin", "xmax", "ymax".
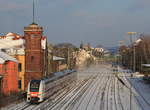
[
  {"xmin": 119, "ymin": 40, "xmax": 124, "ymax": 66},
  {"xmin": 67, "ymin": 48, "xmax": 70, "ymax": 70}
]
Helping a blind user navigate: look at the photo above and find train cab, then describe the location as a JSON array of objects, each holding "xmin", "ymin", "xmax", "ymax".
[{"xmin": 27, "ymin": 80, "xmax": 43, "ymax": 103}]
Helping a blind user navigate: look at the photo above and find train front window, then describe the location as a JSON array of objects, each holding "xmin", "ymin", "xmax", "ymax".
[{"xmin": 30, "ymin": 80, "xmax": 40, "ymax": 92}]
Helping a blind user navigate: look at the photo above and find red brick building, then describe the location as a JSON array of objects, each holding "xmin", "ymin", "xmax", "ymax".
[
  {"xmin": 24, "ymin": 23, "xmax": 48, "ymax": 89},
  {"xmin": 0, "ymin": 51, "xmax": 19, "ymax": 95}
]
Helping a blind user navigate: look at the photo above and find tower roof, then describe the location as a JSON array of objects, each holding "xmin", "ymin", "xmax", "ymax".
[{"xmin": 24, "ymin": 23, "xmax": 43, "ymax": 32}]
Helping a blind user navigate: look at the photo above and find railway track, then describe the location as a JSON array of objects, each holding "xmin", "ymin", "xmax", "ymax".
[
  {"xmin": 63, "ymin": 77, "xmax": 98, "ymax": 110},
  {"xmin": 99, "ymin": 73, "xmax": 111, "ymax": 110},
  {"xmin": 91, "ymin": 74, "xmax": 107, "ymax": 110},
  {"xmin": 116, "ymin": 79, "xmax": 124, "ymax": 110},
  {"xmin": 49, "ymin": 76, "xmax": 97, "ymax": 110},
  {"xmin": 106, "ymin": 75, "xmax": 113, "ymax": 110},
  {"xmin": 73, "ymin": 75, "xmax": 101, "ymax": 110},
  {"xmin": 35, "ymin": 78, "xmax": 90, "ymax": 110}
]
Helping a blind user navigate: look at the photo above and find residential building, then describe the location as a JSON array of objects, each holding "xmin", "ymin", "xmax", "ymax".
[
  {"xmin": 0, "ymin": 32, "xmax": 25, "ymax": 91},
  {"xmin": 0, "ymin": 51, "xmax": 19, "ymax": 95}
]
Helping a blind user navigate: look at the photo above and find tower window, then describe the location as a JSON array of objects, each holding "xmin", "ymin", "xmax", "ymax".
[
  {"xmin": 18, "ymin": 80, "xmax": 21, "ymax": 89},
  {"xmin": 18, "ymin": 63, "xmax": 22, "ymax": 72},
  {"xmin": 31, "ymin": 56, "xmax": 34, "ymax": 62}
]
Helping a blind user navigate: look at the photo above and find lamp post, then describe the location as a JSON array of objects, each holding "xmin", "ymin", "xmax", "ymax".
[
  {"xmin": 127, "ymin": 32, "xmax": 137, "ymax": 110},
  {"xmin": 127, "ymin": 32, "xmax": 137, "ymax": 73}
]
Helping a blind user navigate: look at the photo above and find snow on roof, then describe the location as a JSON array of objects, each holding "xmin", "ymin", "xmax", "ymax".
[
  {"xmin": 53, "ymin": 56, "xmax": 65, "ymax": 61},
  {"xmin": 0, "ymin": 75, "xmax": 2, "ymax": 79},
  {"xmin": 54, "ymin": 69, "xmax": 76, "ymax": 77},
  {"xmin": 141, "ymin": 64, "xmax": 150, "ymax": 67},
  {"xmin": 0, "ymin": 51, "xmax": 18, "ymax": 64},
  {"xmin": 0, "ymin": 39, "xmax": 24, "ymax": 49},
  {"xmin": 135, "ymin": 39, "xmax": 142, "ymax": 45}
]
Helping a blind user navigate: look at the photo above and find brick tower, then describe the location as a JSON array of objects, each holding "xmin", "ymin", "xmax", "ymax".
[{"xmin": 24, "ymin": 23, "xmax": 47, "ymax": 89}]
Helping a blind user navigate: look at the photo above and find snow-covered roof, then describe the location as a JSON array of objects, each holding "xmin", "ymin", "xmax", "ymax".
[
  {"xmin": 134, "ymin": 39, "xmax": 142, "ymax": 45},
  {"xmin": 141, "ymin": 64, "xmax": 150, "ymax": 67},
  {"xmin": 0, "ymin": 32, "xmax": 24, "ymax": 49},
  {"xmin": 0, "ymin": 39, "xmax": 24, "ymax": 49},
  {"xmin": 53, "ymin": 56, "xmax": 65, "ymax": 61},
  {"xmin": 0, "ymin": 51, "xmax": 18, "ymax": 64}
]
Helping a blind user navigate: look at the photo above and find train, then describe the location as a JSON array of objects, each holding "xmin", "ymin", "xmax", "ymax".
[{"xmin": 27, "ymin": 70, "xmax": 76, "ymax": 103}]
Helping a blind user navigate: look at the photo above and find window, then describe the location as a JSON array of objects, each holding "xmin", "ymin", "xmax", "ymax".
[
  {"xmin": 18, "ymin": 80, "xmax": 21, "ymax": 89},
  {"xmin": 30, "ymin": 80, "xmax": 40, "ymax": 92},
  {"xmin": 18, "ymin": 63, "xmax": 22, "ymax": 72},
  {"xmin": 31, "ymin": 56, "xmax": 34, "ymax": 62}
]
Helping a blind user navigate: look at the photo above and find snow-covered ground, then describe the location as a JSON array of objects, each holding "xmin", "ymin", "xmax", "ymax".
[
  {"xmin": 118, "ymin": 67, "xmax": 150, "ymax": 110},
  {"xmin": 2, "ymin": 64, "xmax": 150, "ymax": 110}
]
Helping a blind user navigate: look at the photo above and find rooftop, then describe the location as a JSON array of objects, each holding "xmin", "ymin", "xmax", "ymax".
[
  {"xmin": 53, "ymin": 56, "xmax": 65, "ymax": 61},
  {"xmin": 0, "ymin": 51, "xmax": 18, "ymax": 64}
]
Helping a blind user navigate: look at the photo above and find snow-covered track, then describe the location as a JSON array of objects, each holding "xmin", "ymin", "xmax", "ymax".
[
  {"xmin": 49, "ymin": 76, "xmax": 96, "ymax": 110},
  {"xmin": 116, "ymin": 80, "xmax": 124, "ymax": 110}
]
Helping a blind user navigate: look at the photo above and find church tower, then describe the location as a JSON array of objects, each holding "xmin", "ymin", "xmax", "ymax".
[{"xmin": 24, "ymin": 0, "xmax": 48, "ymax": 89}]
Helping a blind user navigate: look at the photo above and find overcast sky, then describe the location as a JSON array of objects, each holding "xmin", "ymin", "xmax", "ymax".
[{"xmin": 0, "ymin": 0, "xmax": 150, "ymax": 47}]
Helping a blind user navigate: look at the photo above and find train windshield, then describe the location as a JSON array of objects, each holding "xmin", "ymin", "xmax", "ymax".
[{"xmin": 30, "ymin": 80, "xmax": 41, "ymax": 92}]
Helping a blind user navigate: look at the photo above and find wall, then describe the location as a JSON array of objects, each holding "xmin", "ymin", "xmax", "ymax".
[
  {"xmin": 0, "ymin": 61, "xmax": 18, "ymax": 95},
  {"xmin": 13, "ymin": 55, "xmax": 25, "ymax": 91}
]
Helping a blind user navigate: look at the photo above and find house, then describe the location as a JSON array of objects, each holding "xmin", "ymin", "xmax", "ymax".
[
  {"xmin": 0, "ymin": 32, "xmax": 25, "ymax": 91},
  {"xmin": 0, "ymin": 51, "xmax": 19, "ymax": 95}
]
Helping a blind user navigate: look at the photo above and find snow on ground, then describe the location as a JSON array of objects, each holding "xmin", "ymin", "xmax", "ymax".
[
  {"xmin": 119, "ymin": 67, "xmax": 150, "ymax": 110},
  {"xmin": 1, "ymin": 64, "xmax": 146, "ymax": 110}
]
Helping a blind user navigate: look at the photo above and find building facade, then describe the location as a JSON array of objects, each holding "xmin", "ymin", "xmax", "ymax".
[
  {"xmin": 0, "ymin": 33, "xmax": 25, "ymax": 91},
  {"xmin": 0, "ymin": 51, "xmax": 19, "ymax": 95}
]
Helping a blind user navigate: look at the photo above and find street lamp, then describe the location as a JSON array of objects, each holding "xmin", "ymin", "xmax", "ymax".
[
  {"xmin": 127, "ymin": 32, "xmax": 137, "ymax": 73},
  {"xmin": 127, "ymin": 32, "xmax": 137, "ymax": 110}
]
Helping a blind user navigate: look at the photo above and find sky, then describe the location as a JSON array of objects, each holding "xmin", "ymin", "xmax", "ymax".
[{"xmin": 0, "ymin": 0, "xmax": 150, "ymax": 47}]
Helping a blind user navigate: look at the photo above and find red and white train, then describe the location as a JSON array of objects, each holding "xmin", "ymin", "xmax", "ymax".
[{"xmin": 27, "ymin": 70, "xmax": 76, "ymax": 103}]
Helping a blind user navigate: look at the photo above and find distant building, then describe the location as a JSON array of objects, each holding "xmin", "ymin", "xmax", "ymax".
[
  {"xmin": 52, "ymin": 56, "xmax": 66, "ymax": 72},
  {"xmin": 0, "ymin": 51, "xmax": 19, "ymax": 95},
  {"xmin": 104, "ymin": 50, "xmax": 111, "ymax": 56}
]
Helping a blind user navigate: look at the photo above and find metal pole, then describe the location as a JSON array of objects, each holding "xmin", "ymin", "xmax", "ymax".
[
  {"xmin": 130, "ymin": 35, "xmax": 133, "ymax": 71},
  {"xmin": 67, "ymin": 48, "xmax": 70, "ymax": 69},
  {"xmin": 130, "ymin": 85, "xmax": 132, "ymax": 110},
  {"xmin": 130, "ymin": 35, "xmax": 133, "ymax": 110},
  {"xmin": 127, "ymin": 32, "xmax": 137, "ymax": 110},
  {"xmin": 133, "ymin": 45, "xmax": 136, "ymax": 73}
]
